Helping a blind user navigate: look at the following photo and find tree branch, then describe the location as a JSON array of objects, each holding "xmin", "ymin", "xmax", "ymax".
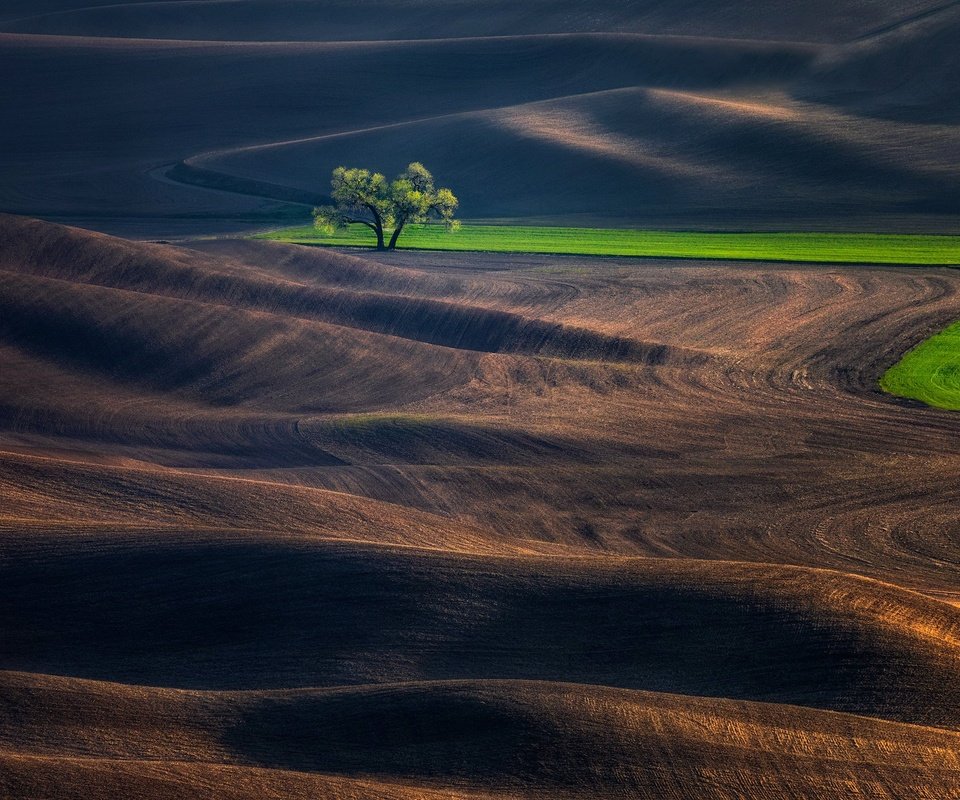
[
  {"xmin": 363, "ymin": 203, "xmax": 383, "ymax": 228},
  {"xmin": 345, "ymin": 218, "xmax": 378, "ymax": 232}
]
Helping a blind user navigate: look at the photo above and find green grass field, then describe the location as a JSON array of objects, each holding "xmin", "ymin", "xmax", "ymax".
[
  {"xmin": 881, "ymin": 322, "xmax": 960, "ymax": 410},
  {"xmin": 255, "ymin": 223, "xmax": 960, "ymax": 265}
]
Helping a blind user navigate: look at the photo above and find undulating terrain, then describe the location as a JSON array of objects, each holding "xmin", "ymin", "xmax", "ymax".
[
  {"xmin": 1, "ymin": 0, "xmax": 960, "ymax": 235},
  {"xmin": 2, "ymin": 2, "xmax": 960, "ymax": 799}
]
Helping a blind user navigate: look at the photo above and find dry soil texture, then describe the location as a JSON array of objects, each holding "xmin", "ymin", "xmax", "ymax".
[{"xmin": 3, "ymin": 213, "xmax": 960, "ymax": 797}]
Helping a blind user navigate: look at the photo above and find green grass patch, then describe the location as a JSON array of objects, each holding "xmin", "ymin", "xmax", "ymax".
[
  {"xmin": 881, "ymin": 321, "xmax": 960, "ymax": 410},
  {"xmin": 255, "ymin": 223, "xmax": 960, "ymax": 265}
]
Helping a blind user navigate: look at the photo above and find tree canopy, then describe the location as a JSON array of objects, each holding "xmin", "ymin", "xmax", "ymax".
[{"xmin": 313, "ymin": 162, "xmax": 459, "ymax": 250}]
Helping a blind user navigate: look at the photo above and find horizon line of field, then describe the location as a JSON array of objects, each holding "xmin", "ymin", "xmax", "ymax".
[{"xmin": 256, "ymin": 222, "xmax": 960, "ymax": 266}]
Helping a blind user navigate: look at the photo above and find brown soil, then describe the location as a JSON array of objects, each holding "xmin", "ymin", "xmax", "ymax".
[{"xmin": 2, "ymin": 214, "xmax": 960, "ymax": 797}]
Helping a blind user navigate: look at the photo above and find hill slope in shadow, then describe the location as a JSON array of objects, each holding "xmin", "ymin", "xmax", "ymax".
[
  {"xmin": 0, "ymin": 0, "xmax": 949, "ymax": 42},
  {"xmin": 1, "ymin": 1, "xmax": 958, "ymax": 233}
]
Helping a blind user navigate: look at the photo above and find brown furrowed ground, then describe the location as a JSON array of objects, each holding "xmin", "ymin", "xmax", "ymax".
[{"xmin": 2, "ymin": 214, "xmax": 960, "ymax": 797}]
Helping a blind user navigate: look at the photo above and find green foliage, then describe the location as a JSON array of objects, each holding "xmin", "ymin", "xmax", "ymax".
[
  {"xmin": 259, "ymin": 224, "xmax": 960, "ymax": 265},
  {"xmin": 313, "ymin": 162, "xmax": 459, "ymax": 250},
  {"xmin": 881, "ymin": 321, "xmax": 960, "ymax": 410}
]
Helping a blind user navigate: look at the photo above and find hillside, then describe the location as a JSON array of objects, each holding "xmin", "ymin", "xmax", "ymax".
[
  {"xmin": 3, "ymin": 214, "xmax": 960, "ymax": 796},
  {"xmin": 0, "ymin": 2, "xmax": 959, "ymax": 234}
]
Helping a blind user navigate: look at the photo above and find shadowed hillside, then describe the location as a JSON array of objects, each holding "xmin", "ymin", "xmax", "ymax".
[
  {"xmin": 1, "ymin": 1, "xmax": 959, "ymax": 233},
  {"xmin": 2, "ymin": 0, "xmax": 949, "ymax": 42},
  {"xmin": 803, "ymin": 2, "xmax": 960, "ymax": 122},
  {"xmin": 194, "ymin": 85, "xmax": 960, "ymax": 224}
]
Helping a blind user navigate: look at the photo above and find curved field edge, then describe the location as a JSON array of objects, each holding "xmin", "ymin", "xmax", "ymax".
[
  {"xmin": 255, "ymin": 224, "xmax": 960, "ymax": 265},
  {"xmin": 882, "ymin": 318, "xmax": 960, "ymax": 409}
]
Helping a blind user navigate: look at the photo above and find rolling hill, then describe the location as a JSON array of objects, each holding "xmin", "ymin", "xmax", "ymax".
[
  {"xmin": 3, "ymin": 212, "xmax": 960, "ymax": 796},
  {"xmin": 2, "ymin": 1, "xmax": 960, "ymax": 797},
  {"xmin": 0, "ymin": 1, "xmax": 959, "ymax": 234}
]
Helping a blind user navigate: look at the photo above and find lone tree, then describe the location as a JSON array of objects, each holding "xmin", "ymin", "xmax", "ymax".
[{"xmin": 313, "ymin": 162, "xmax": 459, "ymax": 250}]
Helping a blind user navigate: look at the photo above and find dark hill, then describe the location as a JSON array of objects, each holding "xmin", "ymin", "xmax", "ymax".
[{"xmin": 0, "ymin": 1, "xmax": 958, "ymax": 233}]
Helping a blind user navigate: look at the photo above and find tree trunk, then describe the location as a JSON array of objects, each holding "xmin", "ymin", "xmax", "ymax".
[
  {"xmin": 364, "ymin": 205, "xmax": 386, "ymax": 250},
  {"xmin": 387, "ymin": 222, "xmax": 405, "ymax": 250}
]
